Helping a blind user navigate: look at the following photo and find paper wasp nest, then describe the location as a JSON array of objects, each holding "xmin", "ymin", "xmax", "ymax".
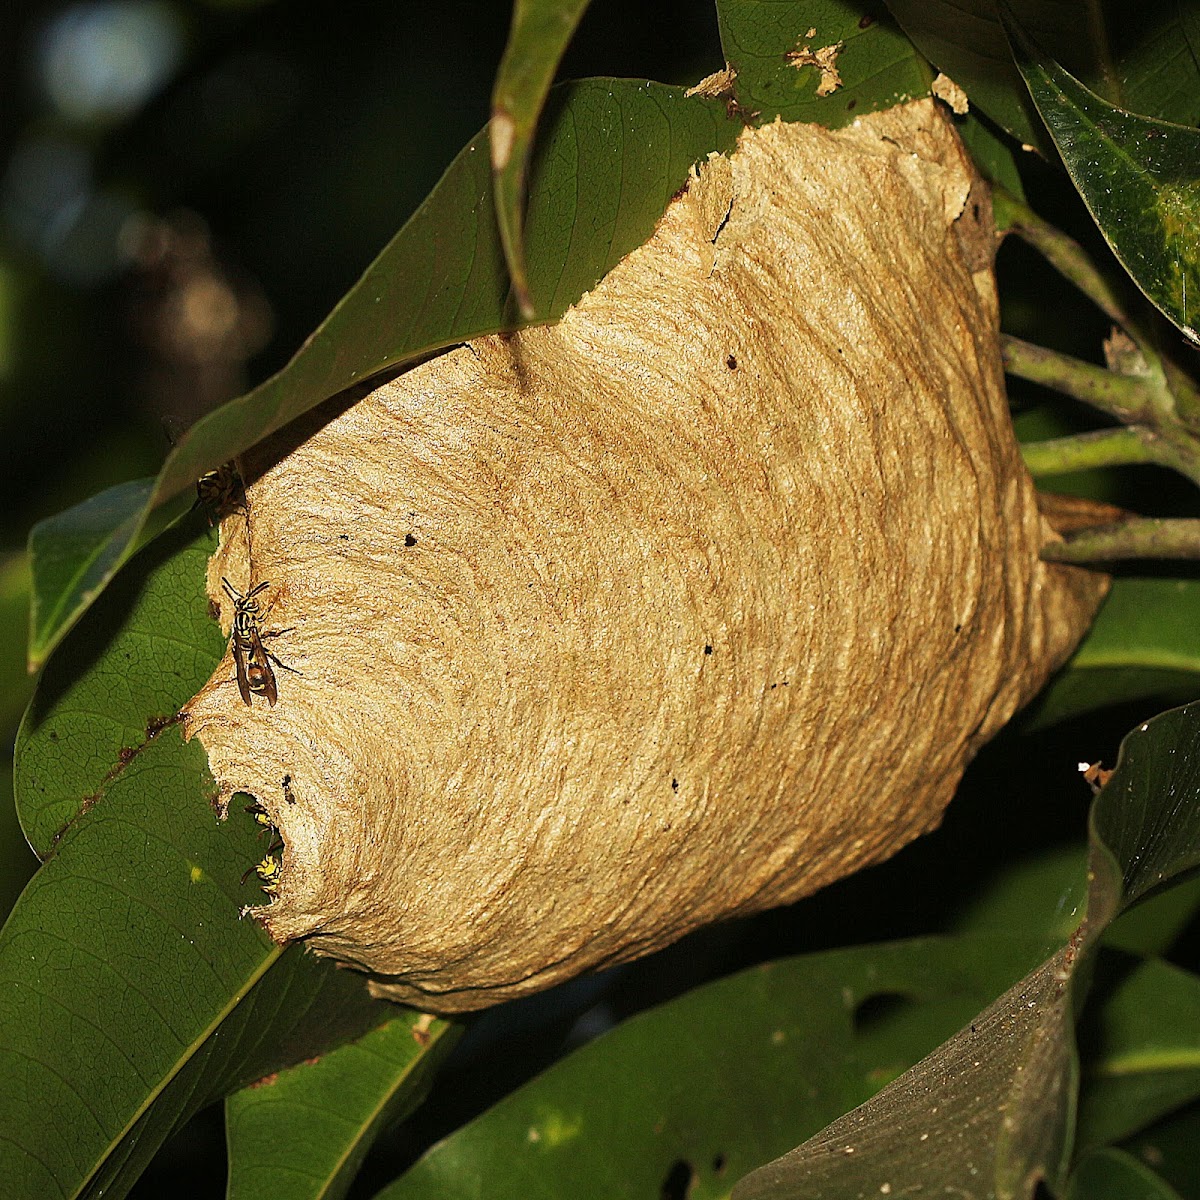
[{"xmin": 183, "ymin": 100, "xmax": 1107, "ymax": 1012}]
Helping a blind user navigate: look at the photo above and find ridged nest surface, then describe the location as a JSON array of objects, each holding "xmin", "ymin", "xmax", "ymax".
[{"xmin": 183, "ymin": 100, "xmax": 1107, "ymax": 1012}]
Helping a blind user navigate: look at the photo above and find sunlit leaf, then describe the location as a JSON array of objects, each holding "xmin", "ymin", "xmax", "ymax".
[
  {"xmin": 6, "ymin": 513, "xmax": 391, "ymax": 1199},
  {"xmin": 718, "ymin": 0, "xmax": 931, "ymax": 126},
  {"xmin": 0, "ymin": 729, "xmax": 387, "ymax": 1200},
  {"xmin": 1003, "ymin": 10, "xmax": 1200, "ymax": 347},
  {"xmin": 490, "ymin": 0, "xmax": 593, "ymax": 316},
  {"xmin": 226, "ymin": 1014, "xmax": 460, "ymax": 1200},
  {"xmin": 27, "ymin": 79, "xmax": 739, "ymax": 670},
  {"xmin": 16, "ymin": 513, "xmax": 224, "ymax": 857}
]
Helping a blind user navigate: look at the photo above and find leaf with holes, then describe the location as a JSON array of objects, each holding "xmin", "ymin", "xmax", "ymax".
[
  {"xmin": 717, "ymin": 0, "xmax": 931, "ymax": 126},
  {"xmin": 731, "ymin": 698, "xmax": 1200, "ymax": 1198},
  {"xmin": 374, "ymin": 934, "xmax": 1054, "ymax": 1200}
]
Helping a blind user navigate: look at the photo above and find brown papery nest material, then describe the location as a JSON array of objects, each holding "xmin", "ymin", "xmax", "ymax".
[{"xmin": 183, "ymin": 99, "xmax": 1108, "ymax": 1013}]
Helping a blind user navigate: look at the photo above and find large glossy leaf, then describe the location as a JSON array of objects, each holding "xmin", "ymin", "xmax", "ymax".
[
  {"xmin": 225, "ymin": 1013, "xmax": 460, "ymax": 1200},
  {"xmin": 5, "ymin": 511, "xmax": 393, "ymax": 1198},
  {"xmin": 718, "ymin": 0, "xmax": 931, "ymax": 126},
  {"xmin": 490, "ymin": 0, "xmax": 593, "ymax": 316},
  {"xmin": 27, "ymin": 78, "xmax": 740, "ymax": 670},
  {"xmin": 375, "ymin": 934, "xmax": 1055, "ymax": 1200},
  {"xmin": 732, "ymin": 698, "xmax": 1200, "ymax": 1198},
  {"xmin": 0, "ymin": 727, "xmax": 388, "ymax": 1200},
  {"xmin": 1028, "ymin": 578, "xmax": 1200, "ymax": 728},
  {"xmin": 883, "ymin": 1, "xmax": 1200, "ymax": 154},
  {"xmin": 1004, "ymin": 11, "xmax": 1200, "ymax": 348}
]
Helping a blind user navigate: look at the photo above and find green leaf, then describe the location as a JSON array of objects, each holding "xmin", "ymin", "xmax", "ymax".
[
  {"xmin": 225, "ymin": 1013, "xmax": 460, "ymax": 1200},
  {"xmin": 1121, "ymin": 1101, "xmax": 1200, "ymax": 1198},
  {"xmin": 16, "ymin": 512, "xmax": 225, "ymax": 857},
  {"xmin": 26, "ymin": 78, "xmax": 739, "ymax": 670},
  {"xmin": 1003, "ymin": 11, "xmax": 1200, "ymax": 348},
  {"xmin": 0, "ymin": 728, "xmax": 388, "ymax": 1200},
  {"xmin": 731, "ymin": 699, "xmax": 1200, "ymax": 1198},
  {"xmin": 1065, "ymin": 1147, "xmax": 1185, "ymax": 1200},
  {"xmin": 718, "ymin": 0, "xmax": 931, "ymax": 127},
  {"xmin": 1075, "ymin": 955, "xmax": 1200, "ymax": 1154},
  {"xmin": 1027, "ymin": 578, "xmax": 1200, "ymax": 728},
  {"xmin": 375, "ymin": 934, "xmax": 1054, "ymax": 1200},
  {"xmin": 28, "ymin": 477, "xmax": 156, "ymax": 672},
  {"xmin": 7, "ymin": 513, "xmax": 394, "ymax": 1198},
  {"xmin": 490, "ymin": 0, "xmax": 593, "ymax": 317},
  {"xmin": 883, "ymin": 1, "xmax": 1200, "ymax": 154},
  {"xmin": 958, "ymin": 110, "xmax": 1026, "ymax": 202},
  {"xmin": 0, "ymin": 551, "xmax": 33, "ymax": 737}
]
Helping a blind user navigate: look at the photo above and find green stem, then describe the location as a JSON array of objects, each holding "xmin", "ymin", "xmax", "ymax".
[
  {"xmin": 1002, "ymin": 335, "xmax": 1157, "ymax": 423},
  {"xmin": 1163, "ymin": 354, "xmax": 1200, "ymax": 431},
  {"xmin": 1020, "ymin": 428, "xmax": 1159, "ymax": 476},
  {"xmin": 1043, "ymin": 518, "xmax": 1200, "ymax": 563},
  {"xmin": 995, "ymin": 189, "xmax": 1131, "ymax": 329}
]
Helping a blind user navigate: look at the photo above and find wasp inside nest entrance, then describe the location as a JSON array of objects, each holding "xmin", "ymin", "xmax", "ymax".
[{"xmin": 242, "ymin": 800, "xmax": 284, "ymax": 896}]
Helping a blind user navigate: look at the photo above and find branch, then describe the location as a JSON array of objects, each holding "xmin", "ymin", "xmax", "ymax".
[
  {"xmin": 995, "ymin": 189, "xmax": 1131, "ymax": 327},
  {"xmin": 1002, "ymin": 335, "xmax": 1157, "ymax": 423},
  {"xmin": 1020, "ymin": 428, "xmax": 1159, "ymax": 476},
  {"xmin": 1042, "ymin": 518, "xmax": 1200, "ymax": 563}
]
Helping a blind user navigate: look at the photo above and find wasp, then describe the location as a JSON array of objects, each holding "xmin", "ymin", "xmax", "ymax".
[
  {"xmin": 243, "ymin": 851, "xmax": 283, "ymax": 893},
  {"xmin": 242, "ymin": 800, "xmax": 285, "ymax": 890},
  {"xmin": 222, "ymin": 578, "xmax": 296, "ymax": 706},
  {"xmin": 195, "ymin": 463, "xmax": 244, "ymax": 524}
]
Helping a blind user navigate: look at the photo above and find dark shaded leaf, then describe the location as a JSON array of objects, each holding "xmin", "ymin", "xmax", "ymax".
[
  {"xmin": 958, "ymin": 110, "xmax": 1026, "ymax": 202},
  {"xmin": 27, "ymin": 79, "xmax": 739, "ymax": 670},
  {"xmin": 884, "ymin": 1, "xmax": 1200, "ymax": 154},
  {"xmin": 225, "ymin": 1014, "xmax": 460, "ymax": 1200},
  {"xmin": 1065, "ymin": 1146, "xmax": 1184, "ymax": 1200},
  {"xmin": 1075, "ymin": 955, "xmax": 1200, "ymax": 1154},
  {"xmin": 490, "ymin": 0, "xmax": 593, "ymax": 316},
  {"xmin": 1003, "ymin": 11, "xmax": 1200, "ymax": 347},
  {"xmin": 1027, "ymin": 578, "xmax": 1200, "ymax": 728},
  {"xmin": 732, "ymin": 699, "xmax": 1200, "ymax": 1198},
  {"xmin": 375, "ymin": 935, "xmax": 1054, "ymax": 1200},
  {"xmin": 717, "ymin": 0, "xmax": 931, "ymax": 127},
  {"xmin": 1121, "ymin": 1100, "xmax": 1200, "ymax": 1198}
]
